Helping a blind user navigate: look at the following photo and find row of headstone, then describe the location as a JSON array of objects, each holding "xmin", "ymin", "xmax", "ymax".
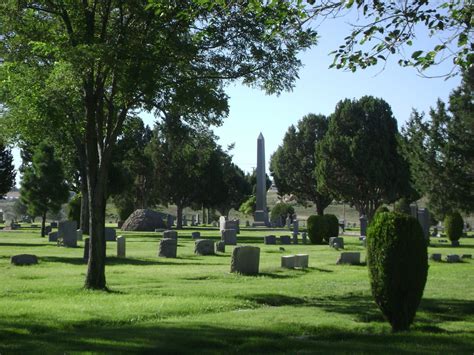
[
  {"xmin": 430, "ymin": 253, "xmax": 471, "ymax": 262},
  {"xmin": 219, "ymin": 216, "xmax": 240, "ymax": 234},
  {"xmin": 263, "ymin": 234, "xmax": 304, "ymax": 245}
]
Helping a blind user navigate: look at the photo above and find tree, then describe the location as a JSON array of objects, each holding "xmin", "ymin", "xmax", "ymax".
[
  {"xmin": 316, "ymin": 96, "xmax": 411, "ymax": 220},
  {"xmin": 307, "ymin": 0, "xmax": 473, "ymax": 78},
  {"xmin": 270, "ymin": 114, "xmax": 332, "ymax": 215},
  {"xmin": 0, "ymin": 2, "xmax": 315, "ymax": 289},
  {"xmin": 401, "ymin": 68, "xmax": 474, "ymax": 218},
  {"xmin": 20, "ymin": 144, "xmax": 69, "ymax": 237},
  {"xmin": 0, "ymin": 143, "xmax": 15, "ymax": 199}
]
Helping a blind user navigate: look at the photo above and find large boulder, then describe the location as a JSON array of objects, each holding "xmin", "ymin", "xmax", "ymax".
[{"xmin": 121, "ymin": 209, "xmax": 168, "ymax": 231}]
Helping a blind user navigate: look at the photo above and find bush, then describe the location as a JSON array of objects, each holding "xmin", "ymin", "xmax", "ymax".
[
  {"xmin": 67, "ymin": 193, "xmax": 81, "ymax": 224},
  {"xmin": 323, "ymin": 214, "xmax": 339, "ymax": 241},
  {"xmin": 375, "ymin": 205, "xmax": 390, "ymax": 217},
  {"xmin": 444, "ymin": 212, "xmax": 463, "ymax": 242},
  {"xmin": 270, "ymin": 203, "xmax": 294, "ymax": 225},
  {"xmin": 367, "ymin": 212, "xmax": 428, "ymax": 332},
  {"xmin": 394, "ymin": 198, "xmax": 411, "ymax": 215},
  {"xmin": 307, "ymin": 215, "xmax": 327, "ymax": 244}
]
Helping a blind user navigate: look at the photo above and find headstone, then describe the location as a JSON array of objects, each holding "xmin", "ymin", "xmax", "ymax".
[
  {"xmin": 409, "ymin": 204, "xmax": 418, "ymax": 219},
  {"xmin": 158, "ymin": 238, "xmax": 177, "ymax": 258},
  {"xmin": 281, "ymin": 255, "xmax": 296, "ymax": 268},
  {"xmin": 359, "ymin": 216, "xmax": 367, "ymax": 237},
  {"xmin": 230, "ymin": 246, "xmax": 260, "ymax": 275},
  {"xmin": 58, "ymin": 220, "xmax": 77, "ymax": 247},
  {"xmin": 195, "ymin": 239, "xmax": 215, "ymax": 256},
  {"xmin": 245, "ymin": 220, "xmax": 250, "ymax": 227},
  {"xmin": 155, "ymin": 228, "xmax": 165, "ymax": 233},
  {"xmin": 446, "ymin": 254, "xmax": 461, "ymax": 263},
  {"xmin": 451, "ymin": 240, "xmax": 460, "ymax": 247},
  {"xmin": 221, "ymin": 229, "xmax": 237, "ymax": 245},
  {"xmin": 430, "ymin": 253, "xmax": 442, "ymax": 261},
  {"xmin": 166, "ymin": 215, "xmax": 174, "ymax": 229},
  {"xmin": 302, "ymin": 232, "xmax": 307, "ymax": 244},
  {"xmin": 215, "ymin": 241, "xmax": 225, "ymax": 253},
  {"xmin": 117, "ymin": 236, "xmax": 126, "ymax": 258},
  {"xmin": 220, "ymin": 217, "xmax": 240, "ymax": 234},
  {"xmin": 292, "ymin": 232, "xmax": 298, "ymax": 244},
  {"xmin": 417, "ymin": 208, "xmax": 430, "ymax": 241},
  {"xmin": 50, "ymin": 221, "xmax": 58, "ymax": 228},
  {"xmin": 163, "ymin": 230, "xmax": 178, "ymax": 240},
  {"xmin": 182, "ymin": 216, "xmax": 188, "ymax": 226},
  {"xmin": 294, "ymin": 254, "xmax": 309, "ymax": 268},
  {"xmin": 192, "ymin": 231, "xmax": 201, "ymax": 239},
  {"xmin": 461, "ymin": 254, "xmax": 472, "ymax": 259},
  {"xmin": 11, "ymin": 254, "xmax": 38, "ymax": 266},
  {"xmin": 196, "ymin": 214, "xmax": 200, "ymax": 225},
  {"xmin": 336, "ymin": 252, "xmax": 360, "ymax": 265},
  {"xmin": 293, "ymin": 220, "xmax": 299, "ymax": 234},
  {"xmin": 279, "ymin": 235, "xmax": 291, "ymax": 245},
  {"xmin": 83, "ymin": 238, "xmax": 90, "ymax": 262},
  {"xmin": 44, "ymin": 225, "xmax": 52, "ymax": 235},
  {"xmin": 286, "ymin": 216, "xmax": 291, "ymax": 229},
  {"xmin": 76, "ymin": 229, "xmax": 83, "ymax": 241},
  {"xmin": 264, "ymin": 235, "xmax": 276, "ymax": 245},
  {"xmin": 253, "ymin": 133, "xmax": 269, "ymax": 227},
  {"xmin": 48, "ymin": 231, "xmax": 58, "ymax": 242},
  {"xmin": 105, "ymin": 227, "xmax": 116, "ymax": 242},
  {"xmin": 329, "ymin": 237, "xmax": 344, "ymax": 249}
]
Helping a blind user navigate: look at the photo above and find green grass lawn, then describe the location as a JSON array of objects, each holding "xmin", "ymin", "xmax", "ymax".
[{"xmin": 0, "ymin": 226, "xmax": 473, "ymax": 353}]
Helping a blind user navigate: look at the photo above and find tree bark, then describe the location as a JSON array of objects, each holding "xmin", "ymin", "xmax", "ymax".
[
  {"xmin": 80, "ymin": 181, "xmax": 90, "ymax": 234},
  {"xmin": 176, "ymin": 203, "xmax": 183, "ymax": 229},
  {"xmin": 41, "ymin": 210, "xmax": 47, "ymax": 238},
  {"xmin": 316, "ymin": 202, "xmax": 325, "ymax": 216}
]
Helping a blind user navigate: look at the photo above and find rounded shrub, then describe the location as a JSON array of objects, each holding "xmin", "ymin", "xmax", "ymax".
[
  {"xmin": 367, "ymin": 212, "xmax": 428, "ymax": 332},
  {"xmin": 444, "ymin": 212, "xmax": 463, "ymax": 242},
  {"xmin": 323, "ymin": 214, "xmax": 339, "ymax": 241},
  {"xmin": 307, "ymin": 215, "xmax": 327, "ymax": 244}
]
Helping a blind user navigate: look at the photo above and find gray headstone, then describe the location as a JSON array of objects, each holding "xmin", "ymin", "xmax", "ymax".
[
  {"xmin": 230, "ymin": 246, "xmax": 260, "ymax": 275},
  {"xmin": 430, "ymin": 253, "xmax": 442, "ymax": 262},
  {"xmin": 167, "ymin": 215, "xmax": 174, "ymax": 229},
  {"xmin": 281, "ymin": 255, "xmax": 295, "ymax": 268},
  {"xmin": 50, "ymin": 221, "xmax": 58, "ymax": 228},
  {"xmin": 446, "ymin": 254, "xmax": 461, "ymax": 263},
  {"xmin": 279, "ymin": 235, "xmax": 291, "ymax": 245},
  {"xmin": 105, "ymin": 227, "xmax": 116, "ymax": 242},
  {"xmin": 59, "ymin": 220, "xmax": 77, "ymax": 247},
  {"xmin": 417, "ymin": 208, "xmax": 430, "ymax": 240},
  {"xmin": 329, "ymin": 237, "xmax": 344, "ymax": 249},
  {"xmin": 253, "ymin": 133, "xmax": 269, "ymax": 226},
  {"xmin": 163, "ymin": 230, "xmax": 178, "ymax": 240},
  {"xmin": 461, "ymin": 254, "xmax": 472, "ymax": 259},
  {"xmin": 295, "ymin": 254, "xmax": 309, "ymax": 268},
  {"xmin": 286, "ymin": 216, "xmax": 291, "ymax": 229},
  {"xmin": 292, "ymin": 232, "xmax": 298, "ymax": 244},
  {"xmin": 302, "ymin": 232, "xmax": 307, "ymax": 244},
  {"xmin": 158, "ymin": 238, "xmax": 177, "ymax": 258},
  {"xmin": 192, "ymin": 231, "xmax": 201, "ymax": 240},
  {"xmin": 336, "ymin": 252, "xmax": 360, "ymax": 265},
  {"xmin": 264, "ymin": 235, "xmax": 276, "ymax": 245},
  {"xmin": 451, "ymin": 240, "xmax": 460, "ymax": 247},
  {"xmin": 117, "ymin": 236, "xmax": 126, "ymax": 258},
  {"xmin": 195, "ymin": 239, "xmax": 215, "ymax": 256},
  {"xmin": 293, "ymin": 220, "xmax": 299, "ymax": 234},
  {"xmin": 215, "ymin": 241, "xmax": 225, "ymax": 253},
  {"xmin": 221, "ymin": 229, "xmax": 237, "ymax": 245},
  {"xmin": 83, "ymin": 237, "xmax": 90, "ymax": 262},
  {"xmin": 76, "ymin": 229, "xmax": 83, "ymax": 241},
  {"xmin": 48, "ymin": 231, "xmax": 58, "ymax": 242},
  {"xmin": 359, "ymin": 216, "xmax": 367, "ymax": 237},
  {"xmin": 11, "ymin": 254, "xmax": 38, "ymax": 266}
]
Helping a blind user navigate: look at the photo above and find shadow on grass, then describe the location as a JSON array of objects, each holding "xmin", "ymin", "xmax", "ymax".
[
  {"xmin": 0, "ymin": 312, "xmax": 473, "ymax": 353},
  {"xmin": 0, "ymin": 243, "xmax": 49, "ymax": 248},
  {"xmin": 41, "ymin": 256, "xmax": 211, "ymax": 267}
]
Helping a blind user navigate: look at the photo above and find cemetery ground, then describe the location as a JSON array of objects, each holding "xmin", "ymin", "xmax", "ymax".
[{"xmin": 1, "ymin": 227, "xmax": 473, "ymax": 353}]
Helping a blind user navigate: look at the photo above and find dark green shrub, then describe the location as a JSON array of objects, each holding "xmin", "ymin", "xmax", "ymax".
[
  {"xmin": 367, "ymin": 212, "xmax": 428, "ymax": 332},
  {"xmin": 444, "ymin": 212, "xmax": 463, "ymax": 242},
  {"xmin": 374, "ymin": 205, "xmax": 390, "ymax": 217},
  {"xmin": 67, "ymin": 193, "xmax": 81, "ymax": 224},
  {"xmin": 307, "ymin": 215, "xmax": 327, "ymax": 244},
  {"xmin": 323, "ymin": 214, "xmax": 339, "ymax": 241},
  {"xmin": 394, "ymin": 198, "xmax": 411, "ymax": 215},
  {"xmin": 270, "ymin": 203, "xmax": 295, "ymax": 225}
]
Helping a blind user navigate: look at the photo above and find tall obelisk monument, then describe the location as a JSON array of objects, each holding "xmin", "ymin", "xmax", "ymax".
[{"xmin": 254, "ymin": 133, "xmax": 269, "ymax": 226}]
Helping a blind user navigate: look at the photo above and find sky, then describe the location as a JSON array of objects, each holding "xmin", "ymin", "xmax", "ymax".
[{"xmin": 142, "ymin": 14, "xmax": 462, "ymax": 175}]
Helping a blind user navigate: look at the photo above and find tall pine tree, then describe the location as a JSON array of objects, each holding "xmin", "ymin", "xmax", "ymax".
[{"xmin": 0, "ymin": 144, "xmax": 15, "ymax": 199}]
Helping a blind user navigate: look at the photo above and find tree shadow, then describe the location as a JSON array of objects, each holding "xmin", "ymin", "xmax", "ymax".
[{"xmin": 0, "ymin": 243, "xmax": 49, "ymax": 248}]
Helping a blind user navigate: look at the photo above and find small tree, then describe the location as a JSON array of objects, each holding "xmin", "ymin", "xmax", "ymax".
[
  {"xmin": 20, "ymin": 144, "xmax": 69, "ymax": 237},
  {"xmin": 307, "ymin": 215, "xmax": 327, "ymax": 244},
  {"xmin": 444, "ymin": 212, "xmax": 464, "ymax": 243},
  {"xmin": 367, "ymin": 212, "xmax": 428, "ymax": 332},
  {"xmin": 0, "ymin": 143, "xmax": 16, "ymax": 199}
]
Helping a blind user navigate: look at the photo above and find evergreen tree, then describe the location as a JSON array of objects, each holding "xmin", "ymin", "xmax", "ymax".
[
  {"xmin": 0, "ymin": 144, "xmax": 16, "ymax": 199},
  {"xmin": 20, "ymin": 144, "xmax": 69, "ymax": 237}
]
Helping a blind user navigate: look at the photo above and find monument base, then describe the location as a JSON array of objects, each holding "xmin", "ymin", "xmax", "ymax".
[{"xmin": 253, "ymin": 210, "xmax": 269, "ymax": 227}]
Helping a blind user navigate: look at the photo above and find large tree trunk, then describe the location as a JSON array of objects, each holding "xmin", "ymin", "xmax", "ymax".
[
  {"xmin": 80, "ymin": 181, "xmax": 90, "ymax": 234},
  {"xmin": 41, "ymin": 210, "xmax": 47, "ymax": 238},
  {"xmin": 176, "ymin": 203, "xmax": 183, "ymax": 229},
  {"xmin": 316, "ymin": 202, "xmax": 325, "ymax": 216}
]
